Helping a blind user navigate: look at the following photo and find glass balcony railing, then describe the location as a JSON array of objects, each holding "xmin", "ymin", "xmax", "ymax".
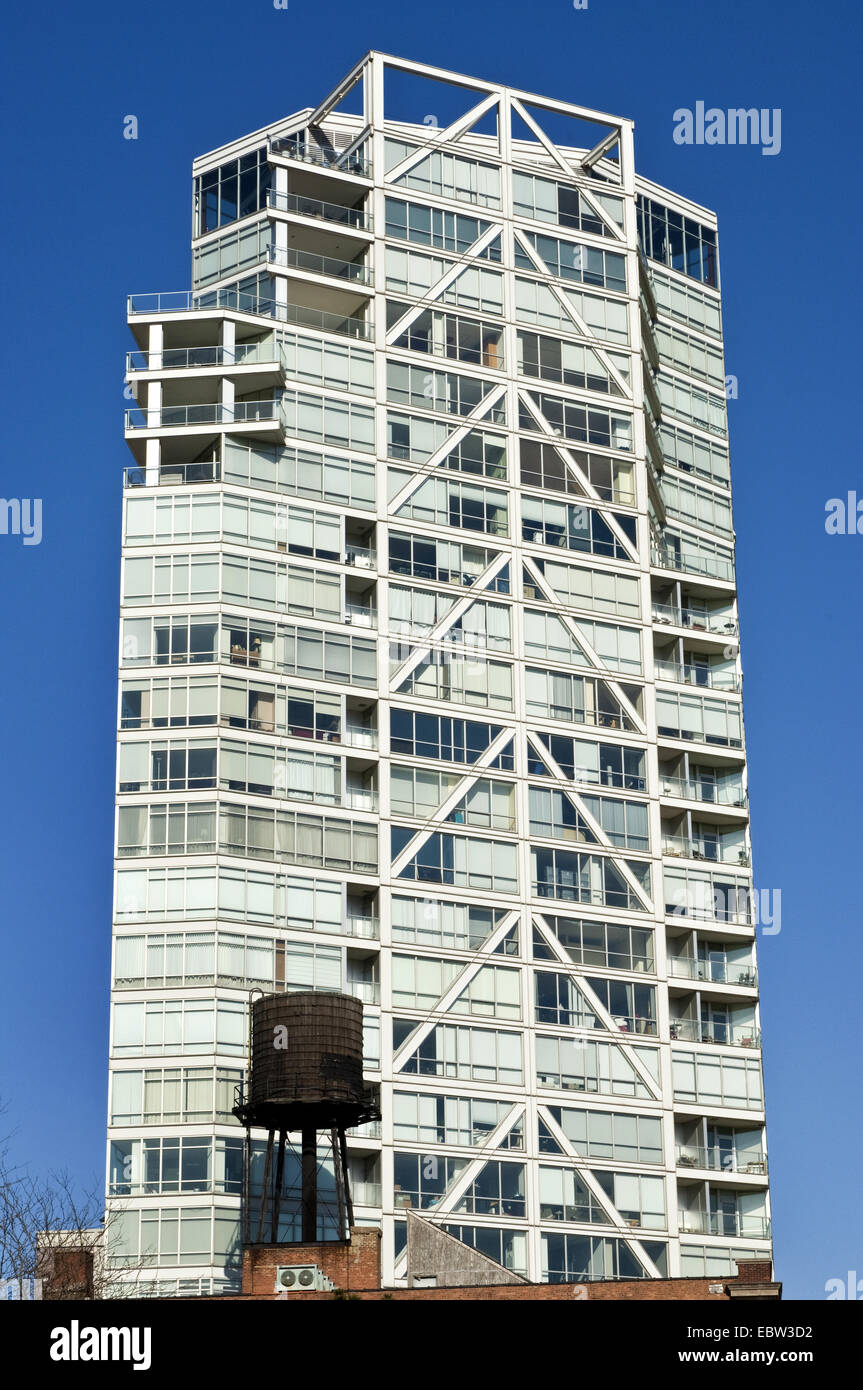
[
  {"xmin": 127, "ymin": 291, "xmax": 373, "ymax": 341},
  {"xmin": 343, "ymin": 603, "xmax": 377, "ymax": 628},
  {"xmin": 124, "ymin": 461, "xmax": 221, "ymax": 488},
  {"xmin": 663, "ymin": 834, "xmax": 750, "ymax": 866},
  {"xmin": 347, "ymin": 979, "xmax": 380, "ymax": 1005},
  {"xmin": 350, "ymin": 1180, "xmax": 382, "ymax": 1205},
  {"xmin": 267, "ymin": 244, "xmax": 373, "ymax": 286},
  {"xmin": 125, "ymin": 400, "xmax": 280, "ymax": 431},
  {"xmin": 669, "ymin": 1018, "xmax": 761, "ymax": 1048},
  {"xmin": 660, "ymin": 775, "xmax": 747, "ymax": 808},
  {"xmin": 651, "ymin": 545, "xmax": 735, "ymax": 583},
  {"xmin": 668, "ymin": 957, "xmax": 757, "ymax": 988},
  {"xmin": 346, "ymin": 544, "xmax": 376, "ymax": 569},
  {"xmin": 678, "ymin": 1210, "xmax": 771, "ymax": 1239},
  {"xmin": 652, "ymin": 601, "xmax": 738, "ymax": 636},
  {"xmin": 266, "ymin": 187, "xmax": 371, "ymax": 230},
  {"xmin": 676, "ymin": 1146, "xmax": 767, "ymax": 1174},
  {"xmin": 654, "ymin": 659, "xmax": 740, "ymax": 692},
  {"xmin": 344, "ymin": 914, "xmax": 380, "ymax": 940},
  {"xmin": 267, "ymin": 137, "xmax": 372, "ymax": 179},
  {"xmin": 126, "ymin": 342, "xmax": 278, "ymax": 373}
]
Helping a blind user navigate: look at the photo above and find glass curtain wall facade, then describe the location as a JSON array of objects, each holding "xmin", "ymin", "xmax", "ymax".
[{"xmin": 108, "ymin": 53, "xmax": 771, "ymax": 1292}]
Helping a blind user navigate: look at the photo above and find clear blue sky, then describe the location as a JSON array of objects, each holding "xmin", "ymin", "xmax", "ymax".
[{"xmin": 0, "ymin": 0, "xmax": 859, "ymax": 1301}]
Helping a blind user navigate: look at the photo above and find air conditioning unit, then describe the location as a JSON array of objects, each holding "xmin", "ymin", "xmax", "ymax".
[{"xmin": 275, "ymin": 1265, "xmax": 334, "ymax": 1293}]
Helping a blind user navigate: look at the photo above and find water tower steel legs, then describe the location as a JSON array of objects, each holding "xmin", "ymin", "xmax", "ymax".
[
  {"xmin": 271, "ymin": 1129, "xmax": 287, "ymax": 1243},
  {"xmin": 301, "ymin": 1126, "xmax": 317, "ymax": 1243}
]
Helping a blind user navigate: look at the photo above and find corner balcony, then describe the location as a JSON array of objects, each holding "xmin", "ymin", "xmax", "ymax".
[
  {"xmin": 654, "ymin": 659, "xmax": 741, "ymax": 693},
  {"xmin": 677, "ymin": 1209, "xmax": 771, "ymax": 1240},
  {"xmin": 267, "ymin": 136, "xmax": 372, "ymax": 181},
  {"xmin": 652, "ymin": 600, "xmax": 738, "ymax": 638},
  {"xmin": 126, "ymin": 340, "xmax": 283, "ymax": 378},
  {"xmin": 668, "ymin": 956, "xmax": 757, "ymax": 989},
  {"xmin": 659, "ymin": 774, "xmax": 747, "ymax": 810},
  {"xmin": 651, "ymin": 544, "xmax": 736, "ymax": 587},
  {"xmin": 663, "ymin": 833, "xmax": 750, "ymax": 867},
  {"xmin": 125, "ymin": 397, "xmax": 283, "ymax": 437},
  {"xmin": 127, "ymin": 290, "xmax": 373, "ymax": 342},
  {"xmin": 676, "ymin": 1146, "xmax": 767, "ymax": 1175},
  {"xmin": 669, "ymin": 1017, "xmax": 761, "ymax": 1048}
]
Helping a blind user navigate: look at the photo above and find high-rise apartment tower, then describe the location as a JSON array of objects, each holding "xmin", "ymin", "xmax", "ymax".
[{"xmin": 109, "ymin": 52, "xmax": 771, "ymax": 1292}]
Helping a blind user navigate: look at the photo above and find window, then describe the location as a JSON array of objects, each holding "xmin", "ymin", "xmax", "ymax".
[
  {"xmin": 385, "ymin": 197, "xmax": 501, "ymax": 254},
  {"xmin": 519, "ymin": 437, "xmax": 634, "ymax": 505},
  {"xmin": 533, "ymin": 915, "xmax": 654, "ymax": 972},
  {"xmin": 385, "ymin": 140, "xmax": 501, "ymax": 208},
  {"xmin": 394, "ymin": 1092, "xmax": 522, "ymax": 1148},
  {"xmin": 637, "ymin": 195, "xmax": 718, "ymax": 287},
  {"xmin": 394, "ymin": 829, "xmax": 517, "ymax": 894},
  {"xmin": 535, "ymin": 1035, "xmax": 655, "ymax": 1097},
  {"xmin": 390, "ymin": 709, "xmax": 510, "ymax": 766},
  {"xmin": 521, "ymin": 390, "xmax": 632, "ymax": 452},
  {"xmin": 516, "ymin": 230, "xmax": 626, "ymax": 293},
  {"xmin": 391, "ymin": 896, "xmax": 510, "ymax": 952},
  {"xmin": 398, "ymin": 1021, "xmax": 523, "ymax": 1085},
  {"xmin": 194, "ymin": 149, "xmax": 271, "ymax": 235},
  {"xmin": 223, "ymin": 436, "xmax": 376, "ymax": 508},
  {"xmin": 529, "ymin": 733, "xmax": 646, "ymax": 790},
  {"xmin": 514, "ymin": 277, "xmax": 629, "ymax": 345},
  {"xmin": 542, "ymin": 1106, "xmax": 662, "ymax": 1164},
  {"xmin": 513, "ymin": 172, "xmax": 622, "ymax": 236},
  {"xmin": 531, "ymin": 846, "xmax": 648, "ymax": 910}
]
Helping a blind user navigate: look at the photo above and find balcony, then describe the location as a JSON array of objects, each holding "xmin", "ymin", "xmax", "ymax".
[
  {"xmin": 663, "ymin": 833, "xmax": 750, "ymax": 866},
  {"xmin": 651, "ymin": 545, "xmax": 735, "ymax": 584},
  {"xmin": 668, "ymin": 957, "xmax": 757, "ymax": 988},
  {"xmin": 267, "ymin": 187, "xmax": 371, "ymax": 231},
  {"xmin": 347, "ymin": 978, "xmax": 380, "ymax": 1005},
  {"xmin": 125, "ymin": 400, "xmax": 281, "ymax": 433},
  {"xmin": 678, "ymin": 1210, "xmax": 771, "ymax": 1240},
  {"xmin": 267, "ymin": 137, "xmax": 372, "ymax": 179},
  {"xmin": 654, "ymin": 659, "xmax": 740, "ymax": 693},
  {"xmin": 669, "ymin": 1018, "xmax": 761, "ymax": 1048},
  {"xmin": 350, "ymin": 1180, "xmax": 382, "ymax": 1206},
  {"xmin": 127, "ymin": 290, "xmax": 373, "ymax": 341},
  {"xmin": 126, "ymin": 341, "xmax": 279, "ymax": 374},
  {"xmin": 267, "ymin": 243, "xmax": 373, "ymax": 287},
  {"xmin": 660, "ymin": 775, "xmax": 747, "ymax": 809},
  {"xmin": 676, "ymin": 1146, "xmax": 767, "ymax": 1175},
  {"xmin": 124, "ymin": 461, "xmax": 220, "ymax": 488},
  {"xmin": 343, "ymin": 601, "xmax": 377, "ymax": 629},
  {"xmin": 652, "ymin": 601, "xmax": 737, "ymax": 637},
  {"xmin": 344, "ymin": 914, "xmax": 380, "ymax": 940}
]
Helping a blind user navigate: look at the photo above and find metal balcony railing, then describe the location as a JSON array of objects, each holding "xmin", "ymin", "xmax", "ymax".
[
  {"xmin": 124, "ymin": 461, "xmax": 221, "ymax": 488},
  {"xmin": 127, "ymin": 290, "xmax": 373, "ymax": 341},
  {"xmin": 125, "ymin": 400, "xmax": 280, "ymax": 431},
  {"xmin": 669, "ymin": 1018, "xmax": 761, "ymax": 1048},
  {"xmin": 676, "ymin": 1146, "xmax": 767, "ymax": 1174},
  {"xmin": 267, "ymin": 138, "xmax": 372, "ymax": 178},
  {"xmin": 654, "ymin": 659, "xmax": 741, "ymax": 692},
  {"xmin": 266, "ymin": 187, "xmax": 371, "ymax": 230},
  {"xmin": 652, "ymin": 601, "xmax": 738, "ymax": 636},
  {"xmin": 126, "ymin": 342, "xmax": 278, "ymax": 373},
  {"xmin": 668, "ymin": 957, "xmax": 757, "ymax": 988},
  {"xmin": 651, "ymin": 545, "xmax": 735, "ymax": 583},
  {"xmin": 678, "ymin": 1210, "xmax": 771, "ymax": 1239},
  {"xmin": 663, "ymin": 834, "xmax": 750, "ymax": 866},
  {"xmin": 267, "ymin": 243, "xmax": 373, "ymax": 286},
  {"xmin": 660, "ymin": 775, "xmax": 747, "ymax": 808}
]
